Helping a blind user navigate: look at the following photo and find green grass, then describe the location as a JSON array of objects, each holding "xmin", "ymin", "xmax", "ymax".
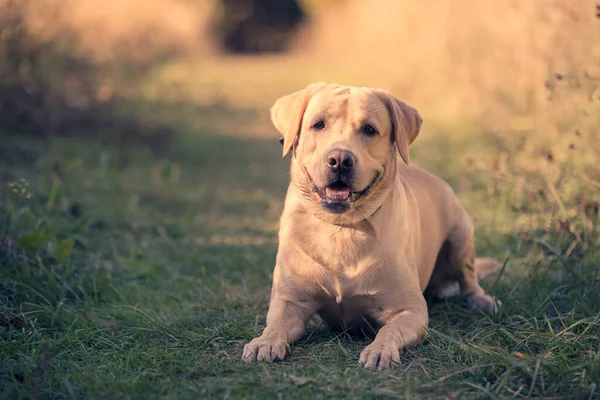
[{"xmin": 1, "ymin": 120, "xmax": 599, "ymax": 399}]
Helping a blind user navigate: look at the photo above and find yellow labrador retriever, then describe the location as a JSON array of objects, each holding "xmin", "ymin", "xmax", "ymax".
[{"xmin": 242, "ymin": 83, "xmax": 500, "ymax": 370}]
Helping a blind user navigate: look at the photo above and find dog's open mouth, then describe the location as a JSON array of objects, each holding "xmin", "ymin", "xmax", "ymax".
[
  {"xmin": 311, "ymin": 173, "xmax": 381, "ymax": 212},
  {"xmin": 324, "ymin": 181, "xmax": 351, "ymax": 201}
]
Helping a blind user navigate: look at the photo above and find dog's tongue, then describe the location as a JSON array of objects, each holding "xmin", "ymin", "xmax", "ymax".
[{"xmin": 325, "ymin": 186, "xmax": 351, "ymax": 200}]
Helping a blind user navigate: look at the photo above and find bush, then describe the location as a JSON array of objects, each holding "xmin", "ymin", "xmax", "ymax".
[
  {"xmin": 0, "ymin": 0, "xmax": 102, "ymax": 134},
  {"xmin": 0, "ymin": 0, "xmax": 206, "ymax": 137}
]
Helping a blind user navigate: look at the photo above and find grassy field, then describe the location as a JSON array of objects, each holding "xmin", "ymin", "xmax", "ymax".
[
  {"xmin": 1, "ymin": 100, "xmax": 599, "ymax": 399},
  {"xmin": 2, "ymin": 0, "xmax": 599, "ymax": 398}
]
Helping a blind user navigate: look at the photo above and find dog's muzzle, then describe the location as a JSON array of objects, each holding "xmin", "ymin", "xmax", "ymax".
[{"xmin": 309, "ymin": 172, "xmax": 381, "ymax": 214}]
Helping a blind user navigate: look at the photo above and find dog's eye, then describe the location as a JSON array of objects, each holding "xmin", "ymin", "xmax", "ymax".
[
  {"xmin": 312, "ymin": 120, "xmax": 325, "ymax": 130},
  {"xmin": 363, "ymin": 124, "xmax": 378, "ymax": 136}
]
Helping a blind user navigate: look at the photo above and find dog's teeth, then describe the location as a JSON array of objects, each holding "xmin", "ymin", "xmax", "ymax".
[{"xmin": 325, "ymin": 187, "xmax": 350, "ymax": 200}]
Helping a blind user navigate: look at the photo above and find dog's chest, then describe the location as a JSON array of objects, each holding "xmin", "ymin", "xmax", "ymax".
[
  {"xmin": 316, "ymin": 293, "xmax": 383, "ymax": 333},
  {"xmin": 308, "ymin": 259, "xmax": 389, "ymax": 331},
  {"xmin": 285, "ymin": 216, "xmax": 396, "ymax": 329},
  {"xmin": 305, "ymin": 222, "xmax": 376, "ymax": 267},
  {"xmin": 291, "ymin": 219, "xmax": 389, "ymax": 292}
]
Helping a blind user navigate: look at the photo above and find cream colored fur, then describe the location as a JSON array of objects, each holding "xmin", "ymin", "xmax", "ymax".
[{"xmin": 242, "ymin": 83, "xmax": 501, "ymax": 371}]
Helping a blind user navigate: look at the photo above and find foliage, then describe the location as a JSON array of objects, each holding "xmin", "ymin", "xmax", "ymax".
[{"xmin": 0, "ymin": 0, "xmax": 203, "ymax": 137}]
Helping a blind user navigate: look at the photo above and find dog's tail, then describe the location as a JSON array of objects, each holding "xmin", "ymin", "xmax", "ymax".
[{"xmin": 474, "ymin": 257, "xmax": 502, "ymax": 278}]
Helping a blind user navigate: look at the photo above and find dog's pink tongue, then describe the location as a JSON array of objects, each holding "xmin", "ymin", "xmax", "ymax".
[{"xmin": 325, "ymin": 187, "xmax": 351, "ymax": 200}]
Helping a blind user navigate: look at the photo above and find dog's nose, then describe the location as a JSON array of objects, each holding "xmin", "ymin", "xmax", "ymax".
[{"xmin": 327, "ymin": 149, "xmax": 356, "ymax": 172}]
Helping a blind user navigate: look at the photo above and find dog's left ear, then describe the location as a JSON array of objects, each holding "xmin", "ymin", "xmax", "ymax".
[
  {"xmin": 377, "ymin": 91, "xmax": 422, "ymax": 164},
  {"xmin": 271, "ymin": 82, "xmax": 330, "ymax": 157}
]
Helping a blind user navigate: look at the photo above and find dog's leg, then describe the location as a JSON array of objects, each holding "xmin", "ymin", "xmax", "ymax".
[
  {"xmin": 242, "ymin": 296, "xmax": 315, "ymax": 362},
  {"xmin": 359, "ymin": 292, "xmax": 428, "ymax": 371},
  {"xmin": 447, "ymin": 211, "xmax": 501, "ymax": 313}
]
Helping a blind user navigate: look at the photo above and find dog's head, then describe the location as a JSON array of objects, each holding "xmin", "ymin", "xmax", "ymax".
[{"xmin": 271, "ymin": 83, "xmax": 422, "ymax": 223}]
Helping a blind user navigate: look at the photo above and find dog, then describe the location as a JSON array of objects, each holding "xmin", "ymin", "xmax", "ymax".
[{"xmin": 242, "ymin": 83, "xmax": 501, "ymax": 371}]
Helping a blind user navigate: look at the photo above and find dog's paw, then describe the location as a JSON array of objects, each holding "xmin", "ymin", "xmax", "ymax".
[
  {"xmin": 359, "ymin": 341, "xmax": 400, "ymax": 371},
  {"xmin": 466, "ymin": 293, "xmax": 502, "ymax": 314},
  {"xmin": 242, "ymin": 336, "xmax": 290, "ymax": 363}
]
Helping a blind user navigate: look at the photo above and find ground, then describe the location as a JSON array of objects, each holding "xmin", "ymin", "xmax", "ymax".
[{"xmin": 1, "ymin": 107, "xmax": 599, "ymax": 399}]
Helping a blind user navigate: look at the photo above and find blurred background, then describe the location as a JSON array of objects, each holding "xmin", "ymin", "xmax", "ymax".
[
  {"xmin": 1, "ymin": 0, "xmax": 599, "ymax": 235},
  {"xmin": 2, "ymin": 0, "xmax": 598, "ymax": 141}
]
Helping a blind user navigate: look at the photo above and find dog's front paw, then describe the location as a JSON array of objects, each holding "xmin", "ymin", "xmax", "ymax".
[
  {"xmin": 359, "ymin": 341, "xmax": 400, "ymax": 371},
  {"xmin": 242, "ymin": 335, "xmax": 290, "ymax": 362}
]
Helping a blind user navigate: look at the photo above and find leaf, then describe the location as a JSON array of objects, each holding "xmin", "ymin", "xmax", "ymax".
[
  {"xmin": 55, "ymin": 238, "xmax": 74, "ymax": 262},
  {"xmin": 18, "ymin": 233, "xmax": 51, "ymax": 252}
]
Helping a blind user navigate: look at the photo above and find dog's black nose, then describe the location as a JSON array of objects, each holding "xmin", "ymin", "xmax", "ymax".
[{"xmin": 327, "ymin": 149, "xmax": 356, "ymax": 172}]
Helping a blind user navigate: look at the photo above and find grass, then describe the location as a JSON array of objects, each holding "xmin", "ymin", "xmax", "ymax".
[
  {"xmin": 2, "ymin": 0, "xmax": 599, "ymax": 397},
  {"xmin": 1, "ymin": 108, "xmax": 599, "ymax": 399}
]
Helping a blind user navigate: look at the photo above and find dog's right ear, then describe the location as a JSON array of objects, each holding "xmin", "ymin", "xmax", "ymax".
[{"xmin": 271, "ymin": 82, "xmax": 329, "ymax": 157}]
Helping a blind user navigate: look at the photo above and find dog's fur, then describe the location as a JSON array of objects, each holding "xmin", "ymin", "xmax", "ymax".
[{"xmin": 242, "ymin": 83, "xmax": 501, "ymax": 370}]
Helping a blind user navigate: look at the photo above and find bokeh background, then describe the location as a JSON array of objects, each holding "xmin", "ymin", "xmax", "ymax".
[{"xmin": 2, "ymin": 0, "xmax": 599, "ymax": 142}]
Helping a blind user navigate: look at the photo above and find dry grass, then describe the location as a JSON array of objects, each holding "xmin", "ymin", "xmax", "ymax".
[
  {"xmin": 145, "ymin": 2, "xmax": 600, "ymax": 150},
  {"xmin": 300, "ymin": 0, "xmax": 600, "ymax": 123}
]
